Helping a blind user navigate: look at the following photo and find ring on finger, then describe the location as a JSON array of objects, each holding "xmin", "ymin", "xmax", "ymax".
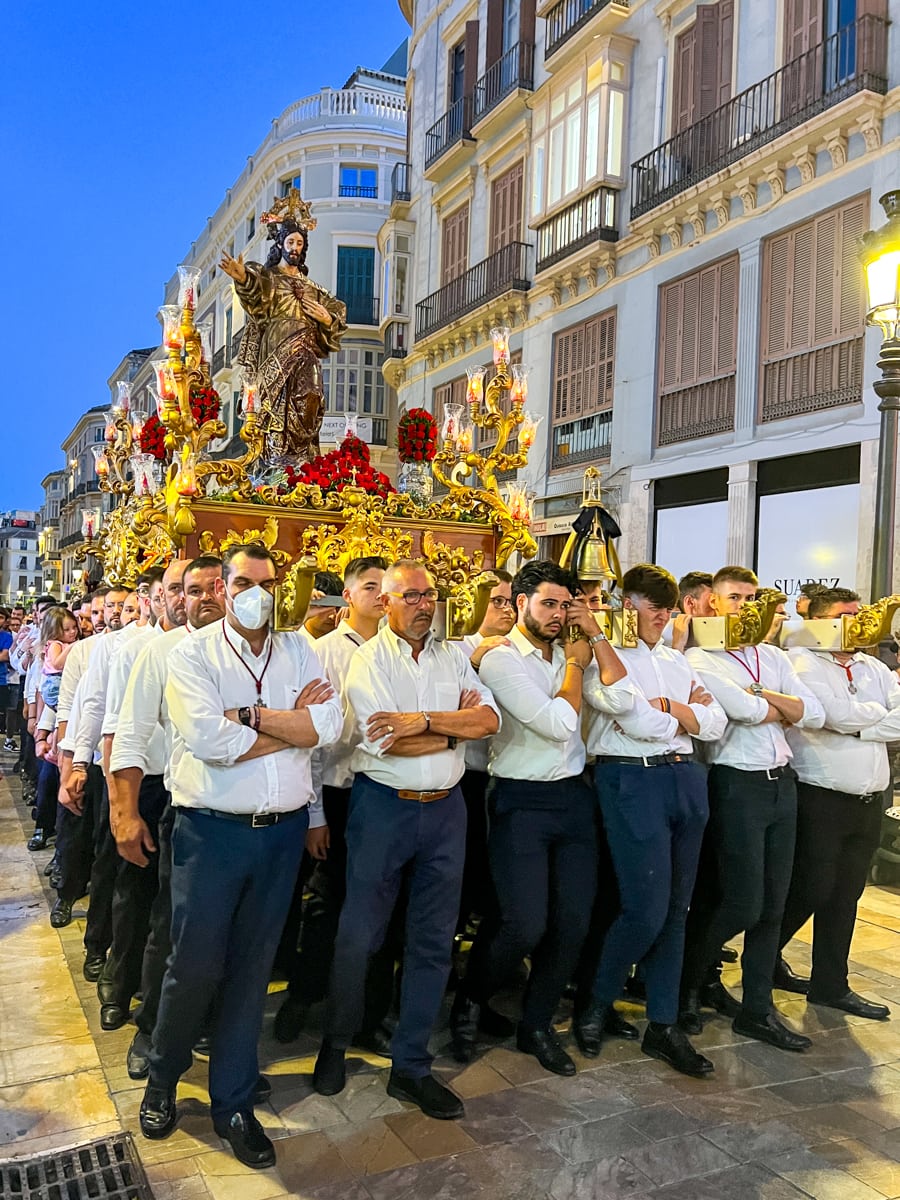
[{"xmin": 386, "ymin": 724, "xmax": 394, "ymax": 733}]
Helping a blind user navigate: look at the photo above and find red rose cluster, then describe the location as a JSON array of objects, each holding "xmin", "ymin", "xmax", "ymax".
[
  {"xmin": 398, "ymin": 408, "xmax": 438, "ymax": 463},
  {"xmin": 288, "ymin": 435, "xmax": 395, "ymax": 499},
  {"xmin": 139, "ymin": 386, "xmax": 222, "ymax": 460}
]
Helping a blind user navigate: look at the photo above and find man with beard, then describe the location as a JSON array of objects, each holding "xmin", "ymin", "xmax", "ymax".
[
  {"xmin": 313, "ymin": 560, "xmax": 499, "ymax": 1119},
  {"xmin": 451, "ymin": 562, "xmax": 625, "ymax": 1076},
  {"xmin": 139, "ymin": 545, "xmax": 341, "ymax": 1169},
  {"xmin": 220, "ymin": 193, "xmax": 347, "ymax": 464},
  {"xmin": 111, "ymin": 558, "xmax": 225, "ymax": 1082},
  {"xmin": 94, "ymin": 560, "xmax": 188, "ymax": 1031}
]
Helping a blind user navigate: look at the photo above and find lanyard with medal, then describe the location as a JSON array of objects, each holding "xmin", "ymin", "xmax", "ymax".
[
  {"xmin": 726, "ymin": 646, "xmax": 764, "ymax": 695},
  {"xmin": 828, "ymin": 654, "xmax": 858, "ymax": 694},
  {"xmin": 222, "ymin": 624, "xmax": 274, "ymax": 704}
]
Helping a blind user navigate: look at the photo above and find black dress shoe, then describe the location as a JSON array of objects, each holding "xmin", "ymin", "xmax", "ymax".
[
  {"xmin": 353, "ymin": 1024, "xmax": 393, "ymax": 1057},
  {"xmin": 43, "ymin": 856, "xmax": 58, "ymax": 877},
  {"xmin": 733, "ymin": 1010, "xmax": 811, "ymax": 1052},
  {"xmin": 516, "ymin": 1026, "xmax": 576, "ymax": 1077},
  {"xmin": 27, "ymin": 828, "xmax": 49, "ymax": 851},
  {"xmin": 386, "ymin": 1071, "xmax": 464, "ymax": 1119},
  {"xmin": 572, "ymin": 1002, "xmax": 604, "ymax": 1057},
  {"xmin": 700, "ymin": 980, "xmax": 742, "ymax": 1018},
  {"xmin": 83, "ymin": 953, "xmax": 106, "ymax": 983},
  {"xmin": 192, "ymin": 1035, "xmax": 211, "ymax": 1058},
  {"xmin": 127, "ymin": 1031, "xmax": 152, "ymax": 1080},
  {"xmin": 214, "ymin": 1110, "xmax": 275, "ymax": 1169},
  {"xmin": 50, "ymin": 898, "xmax": 72, "ymax": 928},
  {"xmin": 677, "ymin": 990, "xmax": 702, "ymax": 1036},
  {"xmin": 642, "ymin": 1022, "xmax": 714, "ymax": 1078},
  {"xmin": 449, "ymin": 994, "xmax": 480, "ymax": 1063},
  {"xmin": 313, "ymin": 1042, "xmax": 347, "ymax": 1096},
  {"xmin": 273, "ymin": 994, "xmax": 308, "ymax": 1043},
  {"xmin": 252, "ymin": 1075, "xmax": 272, "ymax": 1104},
  {"xmin": 720, "ymin": 945, "xmax": 739, "ymax": 963},
  {"xmin": 100, "ymin": 1003, "xmax": 129, "ymax": 1031},
  {"xmin": 604, "ymin": 1007, "xmax": 640, "ymax": 1040},
  {"xmin": 773, "ymin": 959, "xmax": 810, "ymax": 995},
  {"xmin": 139, "ymin": 1084, "xmax": 177, "ymax": 1139},
  {"xmin": 807, "ymin": 990, "xmax": 890, "ymax": 1020}
]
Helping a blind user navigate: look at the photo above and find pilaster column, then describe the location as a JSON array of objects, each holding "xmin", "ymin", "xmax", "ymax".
[
  {"xmin": 734, "ymin": 242, "xmax": 761, "ymax": 439},
  {"xmin": 726, "ymin": 460, "xmax": 757, "ymax": 568}
]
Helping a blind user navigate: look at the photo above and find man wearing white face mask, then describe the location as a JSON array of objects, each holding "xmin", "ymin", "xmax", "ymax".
[{"xmin": 139, "ymin": 544, "xmax": 342, "ymax": 1171}]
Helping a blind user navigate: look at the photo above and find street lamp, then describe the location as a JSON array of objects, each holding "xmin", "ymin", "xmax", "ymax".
[{"xmin": 860, "ymin": 191, "xmax": 900, "ymax": 601}]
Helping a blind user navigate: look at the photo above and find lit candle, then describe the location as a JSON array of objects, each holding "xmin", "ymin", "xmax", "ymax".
[
  {"xmin": 243, "ymin": 380, "xmax": 258, "ymax": 415},
  {"xmin": 466, "ymin": 366, "xmax": 485, "ymax": 408},
  {"xmin": 490, "ymin": 326, "xmax": 511, "ymax": 366},
  {"xmin": 510, "ymin": 364, "xmax": 530, "ymax": 405},
  {"xmin": 176, "ymin": 451, "xmax": 199, "ymax": 497},
  {"xmin": 456, "ymin": 427, "xmax": 473, "ymax": 454},
  {"xmin": 131, "ymin": 410, "xmax": 146, "ymax": 440},
  {"xmin": 159, "ymin": 305, "xmax": 184, "ymax": 351},
  {"xmin": 177, "ymin": 264, "xmax": 202, "ymax": 311},
  {"xmin": 115, "ymin": 380, "xmax": 132, "ymax": 413},
  {"xmin": 519, "ymin": 410, "xmax": 542, "ymax": 452},
  {"xmin": 104, "ymin": 412, "xmax": 117, "ymax": 443}
]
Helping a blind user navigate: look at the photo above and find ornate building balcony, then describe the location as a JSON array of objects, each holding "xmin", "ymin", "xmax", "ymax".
[
  {"xmin": 535, "ymin": 186, "xmax": 619, "ymax": 274},
  {"xmin": 383, "ymin": 320, "xmax": 408, "ymax": 361},
  {"xmin": 630, "ymin": 16, "xmax": 888, "ymax": 223},
  {"xmin": 471, "ymin": 42, "xmax": 535, "ymax": 136},
  {"xmin": 657, "ymin": 376, "xmax": 736, "ymax": 447},
  {"xmin": 339, "ymin": 294, "xmax": 380, "ymax": 326},
  {"xmin": 415, "ymin": 242, "xmax": 531, "ymax": 340},
  {"xmin": 551, "ymin": 412, "xmax": 612, "ymax": 471},
  {"xmin": 760, "ymin": 335, "xmax": 864, "ymax": 423},
  {"xmin": 391, "ymin": 162, "xmax": 411, "ymax": 203},
  {"xmin": 542, "ymin": 0, "xmax": 630, "ymax": 64},
  {"xmin": 424, "ymin": 97, "xmax": 476, "ymax": 181}
]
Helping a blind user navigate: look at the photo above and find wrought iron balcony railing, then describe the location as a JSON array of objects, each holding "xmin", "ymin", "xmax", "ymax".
[
  {"xmin": 631, "ymin": 16, "xmax": 888, "ymax": 219},
  {"xmin": 415, "ymin": 242, "xmax": 531, "ymax": 339},
  {"xmin": 425, "ymin": 96, "xmax": 475, "ymax": 168},
  {"xmin": 761, "ymin": 335, "xmax": 864, "ymax": 422},
  {"xmin": 657, "ymin": 376, "xmax": 736, "ymax": 446},
  {"xmin": 384, "ymin": 321, "xmax": 408, "ymax": 360},
  {"xmin": 551, "ymin": 412, "xmax": 612, "ymax": 471},
  {"xmin": 212, "ymin": 346, "xmax": 226, "ymax": 374},
  {"xmin": 391, "ymin": 162, "xmax": 411, "ymax": 203},
  {"xmin": 545, "ymin": 0, "xmax": 629, "ymax": 60},
  {"xmin": 230, "ymin": 328, "xmax": 243, "ymax": 361},
  {"xmin": 473, "ymin": 42, "xmax": 535, "ymax": 123},
  {"xmin": 339, "ymin": 184, "xmax": 378, "ymax": 198},
  {"xmin": 339, "ymin": 294, "xmax": 380, "ymax": 326},
  {"xmin": 536, "ymin": 186, "xmax": 619, "ymax": 273}
]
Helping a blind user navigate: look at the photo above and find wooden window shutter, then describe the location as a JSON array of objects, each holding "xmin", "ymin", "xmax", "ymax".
[
  {"xmin": 486, "ymin": 0, "xmax": 504, "ymax": 68},
  {"xmin": 789, "ymin": 222, "xmax": 814, "ymax": 350},
  {"xmin": 813, "ymin": 210, "xmax": 838, "ymax": 345},
  {"xmin": 490, "ymin": 162, "xmax": 524, "ymax": 253},
  {"xmin": 716, "ymin": 1, "xmax": 734, "ymax": 109},
  {"xmin": 672, "ymin": 25, "xmax": 697, "ymax": 133},
  {"xmin": 837, "ymin": 197, "xmax": 869, "ymax": 337},
  {"xmin": 463, "ymin": 21, "xmax": 479, "ymax": 99},
  {"xmin": 717, "ymin": 255, "xmax": 738, "ymax": 374},
  {"xmin": 659, "ymin": 281, "xmax": 683, "ymax": 391},
  {"xmin": 697, "ymin": 265, "xmax": 719, "ymax": 379},
  {"xmin": 553, "ymin": 329, "xmax": 574, "ymax": 421},
  {"xmin": 680, "ymin": 272, "xmax": 701, "ymax": 386},
  {"xmin": 520, "ymin": 0, "xmax": 537, "ymax": 48},
  {"xmin": 696, "ymin": 6, "xmax": 722, "ymax": 121},
  {"xmin": 441, "ymin": 204, "xmax": 469, "ymax": 285},
  {"xmin": 762, "ymin": 232, "xmax": 790, "ymax": 359},
  {"xmin": 784, "ymin": 0, "xmax": 819, "ymax": 62}
]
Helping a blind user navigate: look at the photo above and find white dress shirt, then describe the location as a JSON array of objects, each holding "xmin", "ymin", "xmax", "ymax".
[
  {"xmin": 461, "ymin": 633, "xmax": 491, "ymax": 773},
  {"xmin": 57, "ymin": 637, "xmax": 99, "ymax": 726},
  {"xmin": 61, "ymin": 674, "xmax": 101, "ymax": 764},
  {"xmin": 346, "ymin": 625, "xmax": 498, "ymax": 791},
  {"xmin": 478, "ymin": 626, "xmax": 584, "ymax": 781},
  {"xmin": 313, "ymin": 622, "xmax": 367, "ymax": 790},
  {"xmin": 71, "ymin": 627, "xmax": 139, "ymax": 764},
  {"xmin": 109, "ymin": 627, "xmax": 189, "ymax": 784},
  {"xmin": 585, "ymin": 638, "xmax": 727, "ymax": 757},
  {"xmin": 686, "ymin": 644, "xmax": 825, "ymax": 770},
  {"xmin": 164, "ymin": 618, "xmax": 342, "ymax": 821},
  {"xmin": 101, "ymin": 623, "xmax": 160, "ymax": 737},
  {"xmin": 787, "ymin": 648, "xmax": 900, "ymax": 794}
]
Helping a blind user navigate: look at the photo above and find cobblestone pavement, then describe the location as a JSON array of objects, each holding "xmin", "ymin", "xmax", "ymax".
[{"xmin": 3, "ymin": 760, "xmax": 900, "ymax": 1199}]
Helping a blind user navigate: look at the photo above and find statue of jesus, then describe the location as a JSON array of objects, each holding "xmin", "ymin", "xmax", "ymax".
[{"xmin": 220, "ymin": 191, "xmax": 347, "ymax": 465}]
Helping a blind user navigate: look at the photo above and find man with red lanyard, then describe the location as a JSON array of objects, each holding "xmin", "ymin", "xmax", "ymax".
[
  {"xmin": 681, "ymin": 565, "xmax": 824, "ymax": 1050},
  {"xmin": 138, "ymin": 544, "xmax": 342, "ymax": 1170}
]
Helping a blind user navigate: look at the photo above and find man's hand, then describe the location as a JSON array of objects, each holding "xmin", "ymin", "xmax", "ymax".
[
  {"xmin": 689, "ymin": 683, "xmax": 713, "ymax": 707},
  {"xmin": 468, "ymin": 635, "xmax": 511, "ymax": 669},
  {"xmin": 219, "ymin": 250, "xmax": 247, "ymax": 284},
  {"xmin": 564, "ymin": 636, "xmax": 592, "ymax": 668},
  {"xmin": 295, "ymin": 678, "xmax": 335, "ymax": 708},
  {"xmin": 113, "ymin": 815, "xmax": 156, "ymax": 868},
  {"xmin": 566, "ymin": 597, "xmax": 604, "ymax": 640},
  {"xmin": 670, "ymin": 613, "xmax": 692, "ymax": 653},
  {"xmin": 459, "ymin": 689, "xmax": 482, "ymax": 710},
  {"xmin": 67, "ymin": 765, "xmax": 88, "ymax": 802},
  {"xmin": 306, "ymin": 825, "xmax": 330, "ymax": 861},
  {"xmin": 367, "ymin": 710, "xmax": 426, "ymax": 750},
  {"xmin": 58, "ymin": 782, "xmax": 84, "ymax": 816},
  {"xmin": 301, "ymin": 294, "xmax": 333, "ymax": 327}
]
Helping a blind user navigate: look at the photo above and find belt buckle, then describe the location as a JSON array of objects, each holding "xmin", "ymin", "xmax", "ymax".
[
  {"xmin": 251, "ymin": 813, "xmax": 276, "ymax": 828},
  {"xmin": 765, "ymin": 767, "xmax": 780, "ymax": 781}
]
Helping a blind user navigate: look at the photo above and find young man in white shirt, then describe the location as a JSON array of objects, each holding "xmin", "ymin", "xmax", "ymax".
[
  {"xmin": 451, "ymin": 561, "xmax": 625, "ymax": 1077},
  {"xmin": 139, "ymin": 545, "xmax": 342, "ymax": 1169},
  {"xmin": 681, "ymin": 565, "xmax": 825, "ymax": 1050},
  {"xmin": 274, "ymin": 555, "xmax": 397, "ymax": 1051},
  {"xmin": 313, "ymin": 560, "xmax": 499, "ymax": 1120},
  {"xmin": 776, "ymin": 587, "xmax": 895, "ymax": 1020},
  {"xmin": 584, "ymin": 564, "xmax": 727, "ymax": 1077}
]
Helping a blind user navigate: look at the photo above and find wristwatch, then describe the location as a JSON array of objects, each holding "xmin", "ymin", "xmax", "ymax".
[
  {"xmin": 447, "ymin": 736, "xmax": 458, "ymax": 750},
  {"xmin": 421, "ymin": 711, "xmax": 431, "ymax": 732},
  {"xmin": 588, "ymin": 631, "xmax": 608, "ymax": 645},
  {"xmin": 238, "ymin": 706, "xmax": 253, "ymax": 726}
]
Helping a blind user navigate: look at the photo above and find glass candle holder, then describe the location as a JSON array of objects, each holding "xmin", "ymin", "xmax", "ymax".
[
  {"xmin": 175, "ymin": 449, "xmax": 199, "ymax": 497},
  {"xmin": 490, "ymin": 326, "xmax": 511, "ymax": 366},
  {"xmin": 104, "ymin": 411, "xmax": 118, "ymax": 443},
  {"xmin": 344, "ymin": 411, "xmax": 359, "ymax": 440},
  {"xmin": 114, "ymin": 379, "xmax": 132, "ymax": 413},
  {"xmin": 177, "ymin": 264, "xmax": 202, "ymax": 310},
  {"xmin": 242, "ymin": 376, "xmax": 258, "ymax": 416},
  {"xmin": 510, "ymin": 363, "xmax": 530, "ymax": 405},
  {"xmin": 91, "ymin": 446, "xmax": 110, "ymax": 479},
  {"xmin": 441, "ymin": 401, "xmax": 464, "ymax": 445},
  {"xmin": 129, "ymin": 453, "xmax": 155, "ymax": 497},
  {"xmin": 159, "ymin": 305, "xmax": 184, "ymax": 351},
  {"xmin": 130, "ymin": 409, "xmax": 147, "ymax": 440},
  {"xmin": 455, "ymin": 420, "xmax": 474, "ymax": 455},
  {"xmin": 466, "ymin": 366, "xmax": 486, "ymax": 408},
  {"xmin": 80, "ymin": 506, "xmax": 101, "ymax": 539},
  {"xmin": 519, "ymin": 410, "xmax": 543, "ymax": 452},
  {"xmin": 195, "ymin": 315, "xmax": 214, "ymax": 363}
]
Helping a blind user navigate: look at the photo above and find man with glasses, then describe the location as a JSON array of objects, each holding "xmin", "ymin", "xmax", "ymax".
[{"xmin": 313, "ymin": 559, "xmax": 499, "ymax": 1119}]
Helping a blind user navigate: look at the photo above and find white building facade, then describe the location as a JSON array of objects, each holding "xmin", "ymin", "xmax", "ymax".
[
  {"xmin": 0, "ymin": 511, "xmax": 42, "ymax": 606},
  {"xmin": 388, "ymin": 0, "xmax": 898, "ymax": 598}
]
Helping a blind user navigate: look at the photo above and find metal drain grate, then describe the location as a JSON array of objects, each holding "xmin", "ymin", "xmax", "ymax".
[{"xmin": 0, "ymin": 1133, "xmax": 154, "ymax": 1200}]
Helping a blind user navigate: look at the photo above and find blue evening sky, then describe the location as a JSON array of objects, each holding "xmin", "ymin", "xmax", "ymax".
[{"xmin": 0, "ymin": 2, "xmax": 409, "ymax": 512}]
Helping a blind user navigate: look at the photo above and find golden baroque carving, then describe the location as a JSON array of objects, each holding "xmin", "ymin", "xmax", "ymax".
[{"xmin": 198, "ymin": 515, "xmax": 291, "ymax": 568}]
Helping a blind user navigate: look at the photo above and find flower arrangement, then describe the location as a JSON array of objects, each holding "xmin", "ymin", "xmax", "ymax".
[
  {"xmin": 139, "ymin": 385, "xmax": 222, "ymax": 461},
  {"xmin": 273, "ymin": 435, "xmax": 395, "ymax": 499},
  {"xmin": 397, "ymin": 408, "xmax": 438, "ymax": 463}
]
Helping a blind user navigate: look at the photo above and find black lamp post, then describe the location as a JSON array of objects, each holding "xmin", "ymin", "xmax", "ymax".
[{"xmin": 860, "ymin": 191, "xmax": 900, "ymax": 601}]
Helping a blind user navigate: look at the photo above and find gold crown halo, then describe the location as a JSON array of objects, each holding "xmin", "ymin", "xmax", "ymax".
[{"xmin": 261, "ymin": 188, "xmax": 318, "ymax": 233}]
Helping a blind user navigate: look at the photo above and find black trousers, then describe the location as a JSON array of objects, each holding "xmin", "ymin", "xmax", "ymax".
[
  {"xmin": 98, "ymin": 776, "xmax": 168, "ymax": 1008},
  {"xmin": 55, "ymin": 764, "xmax": 104, "ymax": 903},
  {"xmin": 465, "ymin": 775, "xmax": 597, "ymax": 1031},
  {"xmin": 459, "ymin": 768, "xmax": 492, "ymax": 929},
  {"xmin": 287, "ymin": 784, "xmax": 397, "ymax": 1032},
  {"xmin": 84, "ymin": 783, "xmax": 119, "ymax": 958},
  {"xmin": 779, "ymin": 781, "xmax": 886, "ymax": 997},
  {"xmin": 35, "ymin": 759, "xmax": 59, "ymax": 836},
  {"xmin": 134, "ymin": 802, "xmax": 175, "ymax": 1039},
  {"xmin": 573, "ymin": 789, "xmax": 620, "ymax": 1012},
  {"xmin": 682, "ymin": 765, "xmax": 797, "ymax": 1015}
]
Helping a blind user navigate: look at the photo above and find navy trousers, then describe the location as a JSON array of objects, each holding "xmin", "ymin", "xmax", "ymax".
[
  {"xmin": 55, "ymin": 764, "xmax": 104, "ymax": 904},
  {"xmin": 593, "ymin": 761, "xmax": 708, "ymax": 1025},
  {"xmin": 325, "ymin": 774, "xmax": 466, "ymax": 1078},
  {"xmin": 84, "ymin": 784, "xmax": 118, "ymax": 958},
  {"xmin": 133, "ymin": 802, "xmax": 175, "ymax": 1040},
  {"xmin": 149, "ymin": 806, "xmax": 308, "ymax": 1119},
  {"xmin": 466, "ymin": 775, "xmax": 597, "ymax": 1031}
]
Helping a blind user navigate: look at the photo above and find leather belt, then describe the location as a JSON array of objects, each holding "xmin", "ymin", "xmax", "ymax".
[
  {"xmin": 717, "ymin": 764, "xmax": 792, "ymax": 781},
  {"xmin": 397, "ymin": 789, "xmax": 450, "ymax": 803},
  {"xmin": 599, "ymin": 752, "xmax": 694, "ymax": 768},
  {"xmin": 185, "ymin": 807, "xmax": 306, "ymax": 828}
]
